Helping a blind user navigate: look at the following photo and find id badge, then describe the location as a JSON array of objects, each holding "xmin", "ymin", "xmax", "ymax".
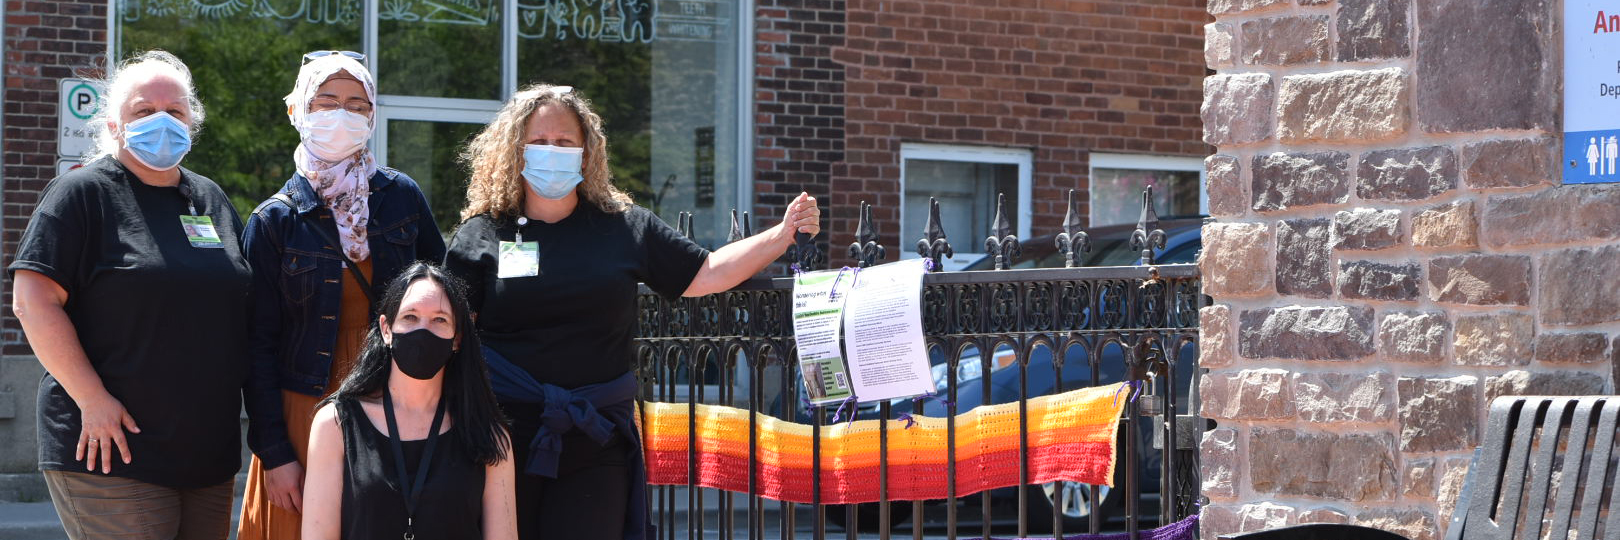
[
  {"xmin": 497, "ymin": 241, "xmax": 540, "ymax": 278},
  {"xmin": 179, "ymin": 215, "xmax": 224, "ymax": 248}
]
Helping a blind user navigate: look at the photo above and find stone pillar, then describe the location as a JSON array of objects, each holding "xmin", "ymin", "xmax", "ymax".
[{"xmin": 1199, "ymin": 0, "xmax": 1612, "ymax": 538}]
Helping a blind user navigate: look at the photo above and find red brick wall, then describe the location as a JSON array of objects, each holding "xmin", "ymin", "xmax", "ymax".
[
  {"xmin": 754, "ymin": 0, "xmax": 1211, "ymax": 266},
  {"xmin": 2, "ymin": 0, "xmax": 109, "ymax": 355},
  {"xmin": 752, "ymin": 0, "xmax": 845, "ymax": 262}
]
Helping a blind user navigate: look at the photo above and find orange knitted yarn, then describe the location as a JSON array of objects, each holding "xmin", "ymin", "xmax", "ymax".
[{"xmin": 643, "ymin": 383, "xmax": 1126, "ymax": 505}]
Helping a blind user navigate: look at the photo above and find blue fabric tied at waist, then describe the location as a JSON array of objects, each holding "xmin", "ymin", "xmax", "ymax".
[
  {"xmin": 519, "ymin": 380, "xmax": 628, "ymax": 477},
  {"xmin": 481, "ymin": 345, "xmax": 639, "ymax": 477},
  {"xmin": 481, "ymin": 345, "xmax": 651, "ymax": 540}
]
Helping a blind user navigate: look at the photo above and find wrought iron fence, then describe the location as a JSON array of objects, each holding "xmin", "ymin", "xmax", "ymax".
[{"xmin": 634, "ymin": 189, "xmax": 1205, "ymax": 539}]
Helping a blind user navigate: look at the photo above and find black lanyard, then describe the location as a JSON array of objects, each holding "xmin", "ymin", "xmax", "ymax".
[
  {"xmin": 382, "ymin": 390, "xmax": 446, "ymax": 540},
  {"xmin": 176, "ymin": 177, "xmax": 201, "ymax": 216}
]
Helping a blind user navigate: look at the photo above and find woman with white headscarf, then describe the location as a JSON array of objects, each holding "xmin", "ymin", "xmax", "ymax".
[{"xmin": 238, "ymin": 51, "xmax": 447, "ymax": 540}]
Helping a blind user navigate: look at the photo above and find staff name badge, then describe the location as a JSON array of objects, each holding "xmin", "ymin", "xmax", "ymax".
[
  {"xmin": 498, "ymin": 241, "xmax": 540, "ymax": 278},
  {"xmin": 180, "ymin": 215, "xmax": 224, "ymax": 248}
]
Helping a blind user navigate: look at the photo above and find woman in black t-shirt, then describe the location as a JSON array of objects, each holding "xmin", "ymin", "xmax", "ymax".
[
  {"xmin": 8, "ymin": 50, "xmax": 251, "ymax": 539},
  {"xmin": 301, "ymin": 262, "xmax": 515, "ymax": 540},
  {"xmin": 445, "ymin": 84, "xmax": 820, "ymax": 539}
]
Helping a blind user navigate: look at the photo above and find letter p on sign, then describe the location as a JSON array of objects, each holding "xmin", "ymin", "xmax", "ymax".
[{"xmin": 58, "ymin": 78, "xmax": 98, "ymax": 158}]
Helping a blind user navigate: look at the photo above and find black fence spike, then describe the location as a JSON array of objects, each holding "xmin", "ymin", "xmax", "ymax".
[
  {"xmin": 848, "ymin": 201, "xmax": 886, "ymax": 268},
  {"xmin": 983, "ymin": 192, "xmax": 1021, "ymax": 270},
  {"xmin": 742, "ymin": 211, "xmax": 752, "ymax": 237},
  {"xmin": 788, "ymin": 232, "xmax": 825, "ymax": 273},
  {"xmin": 677, "ymin": 211, "xmax": 694, "ymax": 239},
  {"xmin": 1054, "ymin": 189, "xmax": 1090, "ymax": 268},
  {"xmin": 915, "ymin": 197, "xmax": 953, "ymax": 272},
  {"xmin": 1130, "ymin": 187, "xmax": 1167, "ymax": 266},
  {"xmin": 787, "ymin": 200, "xmax": 825, "ymax": 273},
  {"xmin": 728, "ymin": 209, "xmax": 745, "ymax": 243}
]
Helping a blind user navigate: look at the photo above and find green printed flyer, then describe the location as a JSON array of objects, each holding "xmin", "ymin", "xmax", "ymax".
[{"xmin": 791, "ymin": 269, "xmax": 854, "ymax": 404}]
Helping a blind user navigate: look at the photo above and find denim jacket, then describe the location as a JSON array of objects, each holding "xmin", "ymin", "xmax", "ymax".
[{"xmin": 240, "ymin": 168, "xmax": 447, "ymax": 468}]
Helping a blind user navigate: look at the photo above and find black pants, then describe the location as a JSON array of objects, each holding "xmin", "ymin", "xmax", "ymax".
[{"xmin": 510, "ymin": 409, "xmax": 631, "ymax": 540}]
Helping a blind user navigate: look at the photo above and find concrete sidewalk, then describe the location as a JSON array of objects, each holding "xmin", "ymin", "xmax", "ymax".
[
  {"xmin": 0, "ymin": 501, "xmax": 66, "ymax": 540},
  {"xmin": 0, "ymin": 490, "xmax": 822, "ymax": 540}
]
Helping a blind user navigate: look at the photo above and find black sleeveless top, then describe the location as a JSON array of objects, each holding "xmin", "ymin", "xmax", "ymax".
[{"xmin": 337, "ymin": 398, "xmax": 484, "ymax": 539}]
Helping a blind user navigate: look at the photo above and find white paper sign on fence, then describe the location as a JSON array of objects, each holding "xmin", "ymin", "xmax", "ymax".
[{"xmin": 842, "ymin": 259, "xmax": 933, "ymax": 403}]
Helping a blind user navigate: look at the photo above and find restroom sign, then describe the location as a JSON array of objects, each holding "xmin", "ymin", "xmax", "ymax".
[{"xmin": 58, "ymin": 78, "xmax": 98, "ymax": 159}]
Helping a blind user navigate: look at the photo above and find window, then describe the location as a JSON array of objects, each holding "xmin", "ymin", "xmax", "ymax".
[
  {"xmin": 1088, "ymin": 153, "xmax": 1206, "ymax": 227},
  {"xmin": 115, "ymin": 0, "xmax": 752, "ymax": 237},
  {"xmin": 115, "ymin": 1, "xmax": 363, "ymax": 216},
  {"xmin": 900, "ymin": 144, "xmax": 1033, "ymax": 271},
  {"xmin": 516, "ymin": 0, "xmax": 748, "ymax": 248}
]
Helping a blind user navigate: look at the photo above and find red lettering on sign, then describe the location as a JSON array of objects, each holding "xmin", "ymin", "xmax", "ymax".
[{"xmin": 1599, "ymin": 11, "xmax": 1620, "ymax": 33}]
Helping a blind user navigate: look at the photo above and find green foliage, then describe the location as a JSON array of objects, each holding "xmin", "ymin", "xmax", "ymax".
[
  {"xmin": 122, "ymin": 13, "xmax": 360, "ymax": 222},
  {"xmin": 119, "ymin": 6, "xmax": 698, "ymax": 226}
]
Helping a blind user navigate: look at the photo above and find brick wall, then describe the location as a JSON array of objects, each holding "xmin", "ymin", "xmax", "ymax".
[
  {"xmin": 1198, "ymin": 0, "xmax": 1614, "ymax": 538},
  {"xmin": 752, "ymin": 0, "xmax": 845, "ymax": 257},
  {"xmin": 2, "ymin": 0, "xmax": 108, "ymax": 355},
  {"xmin": 754, "ymin": 0, "xmax": 1211, "ymax": 267}
]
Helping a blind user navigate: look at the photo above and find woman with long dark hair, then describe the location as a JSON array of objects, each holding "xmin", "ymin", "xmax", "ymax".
[{"xmin": 300, "ymin": 262, "xmax": 516, "ymax": 540}]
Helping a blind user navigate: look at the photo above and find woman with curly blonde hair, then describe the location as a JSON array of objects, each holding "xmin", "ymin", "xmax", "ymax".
[{"xmin": 445, "ymin": 83, "xmax": 819, "ymax": 539}]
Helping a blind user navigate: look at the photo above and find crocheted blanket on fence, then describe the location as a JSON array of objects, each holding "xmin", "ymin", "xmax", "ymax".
[{"xmin": 642, "ymin": 382, "xmax": 1127, "ymax": 505}]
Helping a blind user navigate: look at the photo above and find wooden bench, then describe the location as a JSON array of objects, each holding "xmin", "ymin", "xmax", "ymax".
[{"xmin": 1220, "ymin": 395, "xmax": 1619, "ymax": 540}]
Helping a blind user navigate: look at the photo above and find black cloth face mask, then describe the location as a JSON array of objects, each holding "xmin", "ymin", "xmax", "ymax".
[{"xmin": 389, "ymin": 328, "xmax": 455, "ymax": 380}]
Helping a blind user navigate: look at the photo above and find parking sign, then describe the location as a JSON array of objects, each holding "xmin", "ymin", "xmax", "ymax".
[{"xmin": 59, "ymin": 78, "xmax": 99, "ymax": 159}]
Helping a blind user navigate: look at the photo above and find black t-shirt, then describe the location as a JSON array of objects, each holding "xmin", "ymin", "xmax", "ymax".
[
  {"xmin": 7, "ymin": 157, "xmax": 252, "ymax": 489},
  {"xmin": 444, "ymin": 203, "xmax": 709, "ymax": 389}
]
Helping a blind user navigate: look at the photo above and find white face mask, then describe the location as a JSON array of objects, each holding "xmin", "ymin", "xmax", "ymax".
[{"xmin": 299, "ymin": 109, "xmax": 372, "ymax": 162}]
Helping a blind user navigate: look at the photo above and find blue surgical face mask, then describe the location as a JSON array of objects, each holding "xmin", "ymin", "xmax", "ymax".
[
  {"xmin": 121, "ymin": 112, "xmax": 192, "ymax": 171},
  {"xmin": 520, "ymin": 144, "xmax": 585, "ymax": 200}
]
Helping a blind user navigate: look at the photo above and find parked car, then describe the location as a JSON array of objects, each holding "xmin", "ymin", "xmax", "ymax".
[{"xmin": 802, "ymin": 218, "xmax": 1206, "ymax": 531}]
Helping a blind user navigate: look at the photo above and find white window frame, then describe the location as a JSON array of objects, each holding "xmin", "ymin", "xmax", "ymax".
[
  {"xmin": 898, "ymin": 143, "xmax": 1034, "ymax": 267},
  {"xmin": 1087, "ymin": 153, "xmax": 1207, "ymax": 227}
]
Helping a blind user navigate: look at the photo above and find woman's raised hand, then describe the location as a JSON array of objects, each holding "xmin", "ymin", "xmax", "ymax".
[{"xmin": 781, "ymin": 192, "xmax": 821, "ymax": 239}]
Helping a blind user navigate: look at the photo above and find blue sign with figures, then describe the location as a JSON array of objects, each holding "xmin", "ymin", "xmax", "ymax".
[{"xmin": 1566, "ymin": 1, "xmax": 1620, "ymax": 183}]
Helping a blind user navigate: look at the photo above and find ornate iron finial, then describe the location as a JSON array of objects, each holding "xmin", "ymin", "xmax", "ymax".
[
  {"xmin": 847, "ymin": 201, "xmax": 885, "ymax": 268},
  {"xmin": 1130, "ymin": 186, "xmax": 1167, "ymax": 265},
  {"xmin": 983, "ymin": 193, "xmax": 1021, "ymax": 270},
  {"xmin": 677, "ymin": 211, "xmax": 694, "ymax": 239},
  {"xmin": 728, "ymin": 209, "xmax": 751, "ymax": 243},
  {"xmin": 788, "ymin": 229, "xmax": 825, "ymax": 272},
  {"xmin": 915, "ymin": 197, "xmax": 953, "ymax": 272},
  {"xmin": 1054, "ymin": 189, "xmax": 1090, "ymax": 268}
]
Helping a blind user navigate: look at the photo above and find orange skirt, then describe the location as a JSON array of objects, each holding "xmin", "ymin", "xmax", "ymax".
[{"xmin": 238, "ymin": 259, "xmax": 372, "ymax": 540}]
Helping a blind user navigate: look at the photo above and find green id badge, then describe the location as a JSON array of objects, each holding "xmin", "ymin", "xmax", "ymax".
[
  {"xmin": 179, "ymin": 215, "xmax": 224, "ymax": 248},
  {"xmin": 497, "ymin": 241, "xmax": 539, "ymax": 278}
]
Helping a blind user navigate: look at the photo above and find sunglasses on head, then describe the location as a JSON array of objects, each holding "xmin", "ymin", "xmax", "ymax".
[{"xmin": 302, "ymin": 50, "xmax": 365, "ymax": 64}]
